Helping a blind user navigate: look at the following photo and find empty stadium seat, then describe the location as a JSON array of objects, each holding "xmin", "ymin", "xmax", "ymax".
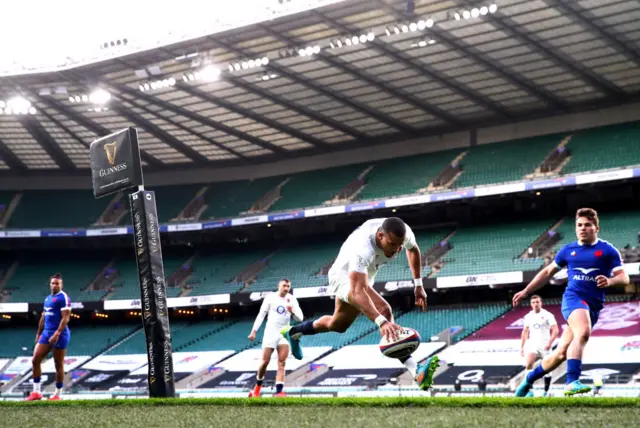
[
  {"xmin": 454, "ymin": 135, "xmax": 561, "ymax": 188},
  {"xmin": 150, "ymin": 184, "xmax": 201, "ymax": 223},
  {"xmin": 176, "ymin": 319, "xmax": 257, "ymax": 352},
  {"xmin": 270, "ymin": 164, "xmax": 366, "ymax": 212},
  {"xmin": 358, "ymin": 149, "xmax": 463, "ymax": 200},
  {"xmin": 8, "ymin": 190, "xmax": 108, "ymax": 229},
  {"xmin": 201, "ymin": 177, "xmax": 284, "ymax": 219},
  {"xmin": 562, "ymin": 122, "xmax": 640, "ymax": 174},
  {"xmin": 6, "ymin": 258, "xmax": 106, "ymax": 303},
  {"xmin": 350, "ymin": 303, "xmax": 509, "ymax": 346},
  {"xmin": 437, "ymin": 220, "xmax": 551, "ymax": 277}
]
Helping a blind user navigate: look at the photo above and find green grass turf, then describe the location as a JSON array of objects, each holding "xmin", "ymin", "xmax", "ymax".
[{"xmin": 3, "ymin": 397, "xmax": 639, "ymax": 428}]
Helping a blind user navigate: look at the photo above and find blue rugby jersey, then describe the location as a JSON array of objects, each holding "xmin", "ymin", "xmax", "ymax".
[
  {"xmin": 43, "ymin": 291, "xmax": 71, "ymax": 332},
  {"xmin": 553, "ymin": 239, "xmax": 623, "ymax": 307}
]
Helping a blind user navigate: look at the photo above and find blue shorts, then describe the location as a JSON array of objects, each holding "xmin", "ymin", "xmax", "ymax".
[
  {"xmin": 38, "ymin": 330, "xmax": 70, "ymax": 350},
  {"xmin": 561, "ymin": 293, "xmax": 601, "ymax": 327}
]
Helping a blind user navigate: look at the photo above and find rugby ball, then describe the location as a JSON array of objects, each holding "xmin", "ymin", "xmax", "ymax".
[{"xmin": 379, "ymin": 327, "xmax": 421, "ymax": 359}]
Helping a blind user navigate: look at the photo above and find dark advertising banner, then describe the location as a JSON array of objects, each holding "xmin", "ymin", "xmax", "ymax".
[
  {"xmin": 90, "ymin": 127, "xmax": 143, "ymax": 198},
  {"xmin": 130, "ymin": 190, "xmax": 175, "ymax": 398},
  {"xmin": 304, "ymin": 369, "xmax": 403, "ymax": 387},
  {"xmin": 434, "ymin": 365, "xmax": 523, "ymax": 385}
]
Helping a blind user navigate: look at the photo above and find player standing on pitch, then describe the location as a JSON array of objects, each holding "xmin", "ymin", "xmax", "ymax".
[
  {"xmin": 248, "ymin": 279, "xmax": 303, "ymax": 397},
  {"xmin": 280, "ymin": 217, "xmax": 440, "ymax": 391},
  {"xmin": 513, "ymin": 208, "xmax": 629, "ymax": 396},
  {"xmin": 520, "ymin": 295, "xmax": 559, "ymax": 397},
  {"xmin": 25, "ymin": 273, "xmax": 72, "ymax": 401}
]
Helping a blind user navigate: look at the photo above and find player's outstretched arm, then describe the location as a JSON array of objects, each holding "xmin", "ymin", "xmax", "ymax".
[
  {"xmin": 512, "ymin": 263, "xmax": 560, "ymax": 306},
  {"xmin": 406, "ymin": 246, "xmax": 427, "ymax": 311},
  {"xmin": 349, "ymin": 271, "xmax": 399, "ymax": 341}
]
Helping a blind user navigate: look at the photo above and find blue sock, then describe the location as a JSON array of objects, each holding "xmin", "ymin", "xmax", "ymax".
[
  {"xmin": 33, "ymin": 377, "xmax": 41, "ymax": 383},
  {"xmin": 276, "ymin": 382, "xmax": 284, "ymax": 393},
  {"xmin": 290, "ymin": 320, "xmax": 316, "ymax": 337},
  {"xmin": 56, "ymin": 382, "xmax": 64, "ymax": 389},
  {"xmin": 526, "ymin": 364, "xmax": 547, "ymax": 384},
  {"xmin": 566, "ymin": 359, "xmax": 582, "ymax": 384}
]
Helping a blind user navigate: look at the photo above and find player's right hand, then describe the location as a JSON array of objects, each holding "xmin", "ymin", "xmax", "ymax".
[
  {"xmin": 520, "ymin": 348, "xmax": 524, "ymax": 357},
  {"xmin": 35, "ymin": 335, "xmax": 40, "ymax": 345},
  {"xmin": 248, "ymin": 331, "xmax": 256, "ymax": 342},
  {"xmin": 512, "ymin": 290, "xmax": 527, "ymax": 307},
  {"xmin": 379, "ymin": 321, "xmax": 400, "ymax": 342}
]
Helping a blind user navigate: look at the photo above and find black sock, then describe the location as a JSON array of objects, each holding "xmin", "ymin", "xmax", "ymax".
[
  {"xmin": 290, "ymin": 320, "xmax": 317, "ymax": 337},
  {"xmin": 276, "ymin": 382, "xmax": 283, "ymax": 393},
  {"xmin": 398, "ymin": 356, "xmax": 409, "ymax": 364},
  {"xmin": 256, "ymin": 376, "xmax": 263, "ymax": 387},
  {"xmin": 544, "ymin": 375, "xmax": 552, "ymax": 392}
]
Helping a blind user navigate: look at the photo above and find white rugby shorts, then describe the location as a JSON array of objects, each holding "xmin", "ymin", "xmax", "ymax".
[
  {"xmin": 524, "ymin": 342, "xmax": 550, "ymax": 359},
  {"xmin": 328, "ymin": 272, "xmax": 352, "ymax": 304},
  {"xmin": 261, "ymin": 327, "xmax": 289, "ymax": 349}
]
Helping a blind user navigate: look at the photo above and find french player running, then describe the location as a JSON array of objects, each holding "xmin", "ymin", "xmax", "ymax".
[
  {"xmin": 248, "ymin": 279, "xmax": 303, "ymax": 397},
  {"xmin": 513, "ymin": 208, "xmax": 629, "ymax": 396},
  {"xmin": 26, "ymin": 273, "xmax": 72, "ymax": 401},
  {"xmin": 280, "ymin": 217, "xmax": 440, "ymax": 391},
  {"xmin": 520, "ymin": 295, "xmax": 558, "ymax": 397}
]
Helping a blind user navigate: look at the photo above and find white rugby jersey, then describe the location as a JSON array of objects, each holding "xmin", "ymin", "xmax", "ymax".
[
  {"xmin": 329, "ymin": 218, "xmax": 417, "ymax": 284},
  {"xmin": 524, "ymin": 309, "xmax": 557, "ymax": 346},
  {"xmin": 252, "ymin": 292, "xmax": 303, "ymax": 332}
]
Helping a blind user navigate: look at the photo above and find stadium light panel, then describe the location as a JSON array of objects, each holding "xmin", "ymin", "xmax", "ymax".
[
  {"xmin": 454, "ymin": 12, "xmax": 460, "ymax": 20},
  {"xmin": 471, "ymin": 8, "xmax": 480, "ymax": 18},
  {"xmin": 359, "ymin": 34, "xmax": 367, "ymax": 43},
  {"xmin": 385, "ymin": 28, "xmax": 391, "ymax": 37},
  {"xmin": 489, "ymin": 4, "xmax": 497, "ymax": 13},
  {"xmin": 426, "ymin": 18, "xmax": 434, "ymax": 27},
  {"xmin": 409, "ymin": 22, "xmax": 417, "ymax": 32},
  {"xmin": 367, "ymin": 31, "xmax": 375, "ymax": 41},
  {"xmin": 401, "ymin": 24, "xmax": 409, "ymax": 33},
  {"xmin": 480, "ymin": 6, "xmax": 488, "ymax": 15},
  {"xmin": 89, "ymin": 89, "xmax": 111, "ymax": 105},
  {"xmin": 262, "ymin": 57, "xmax": 269, "ymax": 65},
  {"xmin": 7, "ymin": 96, "xmax": 31, "ymax": 112},
  {"xmin": 463, "ymin": 10, "xmax": 471, "ymax": 19},
  {"xmin": 0, "ymin": 101, "xmax": 4, "ymax": 108},
  {"xmin": 417, "ymin": 20, "xmax": 426, "ymax": 30},
  {"xmin": 351, "ymin": 36, "xmax": 359, "ymax": 44},
  {"xmin": 199, "ymin": 65, "xmax": 221, "ymax": 81}
]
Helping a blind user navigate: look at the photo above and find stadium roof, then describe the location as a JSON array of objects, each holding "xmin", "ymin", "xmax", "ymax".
[{"xmin": 0, "ymin": 0, "xmax": 639, "ymax": 176}]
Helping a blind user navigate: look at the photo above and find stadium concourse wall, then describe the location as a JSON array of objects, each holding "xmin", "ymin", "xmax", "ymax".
[
  {"xmin": 1, "ymin": 102, "xmax": 639, "ymax": 190},
  {"xmin": 1, "ymin": 262, "xmax": 639, "ymax": 315}
]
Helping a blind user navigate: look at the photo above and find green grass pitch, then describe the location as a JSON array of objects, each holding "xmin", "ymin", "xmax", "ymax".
[{"xmin": 3, "ymin": 396, "xmax": 639, "ymax": 428}]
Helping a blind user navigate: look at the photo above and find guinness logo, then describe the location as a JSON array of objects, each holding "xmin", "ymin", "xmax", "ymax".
[{"xmin": 104, "ymin": 141, "xmax": 117, "ymax": 166}]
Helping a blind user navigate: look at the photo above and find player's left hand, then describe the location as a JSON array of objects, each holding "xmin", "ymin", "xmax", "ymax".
[
  {"xmin": 544, "ymin": 344, "xmax": 551, "ymax": 351},
  {"xmin": 414, "ymin": 286, "xmax": 427, "ymax": 311},
  {"xmin": 595, "ymin": 275, "xmax": 610, "ymax": 288},
  {"xmin": 286, "ymin": 305, "xmax": 293, "ymax": 313},
  {"xmin": 49, "ymin": 332, "xmax": 60, "ymax": 345}
]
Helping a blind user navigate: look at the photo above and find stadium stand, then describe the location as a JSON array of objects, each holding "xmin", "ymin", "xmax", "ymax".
[
  {"xmin": 174, "ymin": 319, "xmax": 257, "ymax": 352},
  {"xmin": 353, "ymin": 303, "xmax": 510, "ymax": 345},
  {"xmin": 453, "ymin": 136, "xmax": 561, "ymax": 189},
  {"xmin": 436, "ymin": 220, "xmax": 553, "ymax": 277},
  {"xmin": 269, "ymin": 164, "xmax": 367, "ymax": 211},
  {"xmin": 7, "ymin": 190, "xmax": 107, "ymax": 229},
  {"xmin": 201, "ymin": 177, "xmax": 284, "ymax": 219},
  {"xmin": 356, "ymin": 149, "xmax": 463, "ymax": 200},
  {"xmin": 562, "ymin": 122, "xmax": 640, "ymax": 174},
  {"xmin": 188, "ymin": 251, "xmax": 269, "ymax": 295},
  {"xmin": 248, "ymin": 241, "xmax": 337, "ymax": 292},
  {"xmin": 5, "ymin": 258, "xmax": 105, "ymax": 303},
  {"xmin": 151, "ymin": 184, "xmax": 201, "ymax": 223}
]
